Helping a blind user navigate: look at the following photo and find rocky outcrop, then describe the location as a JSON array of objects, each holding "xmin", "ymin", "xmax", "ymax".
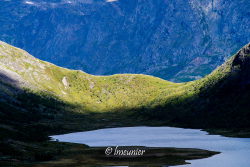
[
  {"xmin": 232, "ymin": 43, "xmax": 250, "ymax": 69},
  {"xmin": 230, "ymin": 43, "xmax": 250, "ymax": 86}
]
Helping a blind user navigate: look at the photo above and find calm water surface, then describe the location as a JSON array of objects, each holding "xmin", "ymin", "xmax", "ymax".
[{"xmin": 52, "ymin": 127, "xmax": 250, "ymax": 167}]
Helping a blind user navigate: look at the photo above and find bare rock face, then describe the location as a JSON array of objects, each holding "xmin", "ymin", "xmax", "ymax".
[
  {"xmin": 0, "ymin": 0, "xmax": 249, "ymax": 82},
  {"xmin": 62, "ymin": 77, "xmax": 69, "ymax": 88},
  {"xmin": 230, "ymin": 43, "xmax": 250, "ymax": 86},
  {"xmin": 233, "ymin": 43, "xmax": 250, "ymax": 68}
]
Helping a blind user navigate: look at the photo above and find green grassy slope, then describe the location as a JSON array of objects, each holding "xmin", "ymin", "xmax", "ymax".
[
  {"xmin": 0, "ymin": 41, "xmax": 187, "ymax": 113},
  {"xmin": 0, "ymin": 42, "xmax": 250, "ymax": 125},
  {"xmin": 0, "ymin": 41, "xmax": 250, "ymax": 137},
  {"xmin": 140, "ymin": 43, "xmax": 250, "ymax": 131}
]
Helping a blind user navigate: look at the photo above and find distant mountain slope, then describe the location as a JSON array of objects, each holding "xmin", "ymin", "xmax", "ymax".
[{"xmin": 0, "ymin": 0, "xmax": 249, "ymax": 82}]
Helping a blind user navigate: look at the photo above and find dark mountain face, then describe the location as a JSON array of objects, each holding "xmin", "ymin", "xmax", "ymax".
[{"xmin": 0, "ymin": 0, "xmax": 249, "ymax": 82}]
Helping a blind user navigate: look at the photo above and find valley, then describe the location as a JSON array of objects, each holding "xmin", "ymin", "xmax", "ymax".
[{"xmin": 0, "ymin": 41, "xmax": 250, "ymax": 166}]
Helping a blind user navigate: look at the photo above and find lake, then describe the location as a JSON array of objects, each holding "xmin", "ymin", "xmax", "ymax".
[{"xmin": 51, "ymin": 126, "xmax": 250, "ymax": 167}]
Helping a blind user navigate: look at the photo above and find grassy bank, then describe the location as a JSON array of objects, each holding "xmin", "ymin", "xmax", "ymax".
[{"xmin": 0, "ymin": 141, "xmax": 218, "ymax": 167}]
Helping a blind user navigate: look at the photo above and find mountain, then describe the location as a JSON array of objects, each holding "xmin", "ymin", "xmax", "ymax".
[
  {"xmin": 0, "ymin": 0, "xmax": 249, "ymax": 82},
  {"xmin": 1, "ymin": 41, "xmax": 250, "ymax": 132}
]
